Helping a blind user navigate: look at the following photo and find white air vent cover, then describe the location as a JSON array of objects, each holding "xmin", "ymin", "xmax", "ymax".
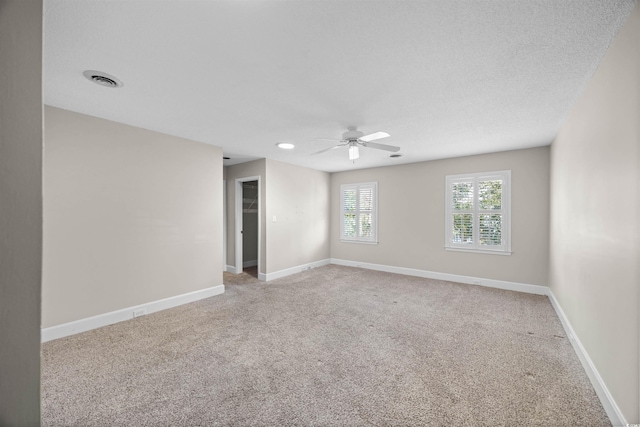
[{"xmin": 83, "ymin": 70, "xmax": 123, "ymax": 88}]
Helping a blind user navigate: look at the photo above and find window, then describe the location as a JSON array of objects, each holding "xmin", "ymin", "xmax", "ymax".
[
  {"xmin": 341, "ymin": 182, "xmax": 378, "ymax": 243},
  {"xmin": 445, "ymin": 170, "xmax": 511, "ymax": 254}
]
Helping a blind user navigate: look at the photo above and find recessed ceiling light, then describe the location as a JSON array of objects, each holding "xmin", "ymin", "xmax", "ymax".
[
  {"xmin": 276, "ymin": 142, "xmax": 295, "ymax": 150},
  {"xmin": 83, "ymin": 70, "xmax": 123, "ymax": 88},
  {"xmin": 389, "ymin": 153, "xmax": 403, "ymax": 158}
]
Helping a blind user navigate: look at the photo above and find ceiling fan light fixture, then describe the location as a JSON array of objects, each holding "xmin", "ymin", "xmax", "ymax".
[
  {"xmin": 276, "ymin": 142, "xmax": 295, "ymax": 150},
  {"xmin": 349, "ymin": 144, "xmax": 359, "ymax": 160}
]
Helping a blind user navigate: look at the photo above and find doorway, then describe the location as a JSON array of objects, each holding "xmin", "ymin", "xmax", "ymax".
[{"xmin": 235, "ymin": 176, "xmax": 260, "ymax": 278}]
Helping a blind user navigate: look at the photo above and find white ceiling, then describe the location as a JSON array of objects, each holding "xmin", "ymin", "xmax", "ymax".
[{"xmin": 44, "ymin": 0, "xmax": 635, "ymax": 172}]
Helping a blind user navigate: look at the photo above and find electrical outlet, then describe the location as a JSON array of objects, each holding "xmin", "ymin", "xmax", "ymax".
[{"xmin": 133, "ymin": 308, "xmax": 146, "ymax": 318}]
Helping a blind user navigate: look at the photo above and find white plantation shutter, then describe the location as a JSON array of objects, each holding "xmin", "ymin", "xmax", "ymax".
[
  {"xmin": 341, "ymin": 182, "xmax": 378, "ymax": 243},
  {"xmin": 445, "ymin": 171, "xmax": 511, "ymax": 253},
  {"xmin": 342, "ymin": 187, "xmax": 357, "ymax": 238},
  {"xmin": 451, "ymin": 181, "xmax": 474, "ymax": 245}
]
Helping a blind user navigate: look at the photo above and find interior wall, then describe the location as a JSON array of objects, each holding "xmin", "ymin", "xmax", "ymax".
[
  {"xmin": 330, "ymin": 146, "xmax": 550, "ymax": 286},
  {"xmin": 549, "ymin": 3, "xmax": 639, "ymax": 423},
  {"xmin": 43, "ymin": 106, "xmax": 224, "ymax": 328},
  {"xmin": 265, "ymin": 159, "xmax": 331, "ymax": 274},
  {"xmin": 0, "ymin": 1, "xmax": 43, "ymax": 424},
  {"xmin": 225, "ymin": 160, "xmax": 267, "ymax": 271}
]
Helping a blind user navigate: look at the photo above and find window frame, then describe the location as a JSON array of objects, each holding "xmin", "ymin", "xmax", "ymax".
[
  {"xmin": 340, "ymin": 182, "xmax": 378, "ymax": 244},
  {"xmin": 445, "ymin": 170, "xmax": 511, "ymax": 255}
]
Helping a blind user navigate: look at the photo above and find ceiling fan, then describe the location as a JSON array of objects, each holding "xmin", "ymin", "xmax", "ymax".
[{"xmin": 312, "ymin": 127, "xmax": 400, "ymax": 160}]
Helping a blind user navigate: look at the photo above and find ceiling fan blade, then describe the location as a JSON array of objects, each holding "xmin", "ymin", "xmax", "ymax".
[
  {"xmin": 316, "ymin": 138, "xmax": 343, "ymax": 143},
  {"xmin": 359, "ymin": 131, "xmax": 390, "ymax": 142},
  {"xmin": 361, "ymin": 141, "xmax": 401, "ymax": 152},
  {"xmin": 311, "ymin": 143, "xmax": 347, "ymax": 155}
]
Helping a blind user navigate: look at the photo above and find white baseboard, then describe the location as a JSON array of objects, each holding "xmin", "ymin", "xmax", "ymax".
[
  {"xmin": 329, "ymin": 258, "xmax": 548, "ymax": 295},
  {"xmin": 261, "ymin": 258, "xmax": 331, "ymax": 282},
  {"xmin": 243, "ymin": 260, "xmax": 258, "ymax": 268},
  {"xmin": 226, "ymin": 265, "xmax": 242, "ymax": 274},
  {"xmin": 546, "ymin": 290, "xmax": 627, "ymax": 426},
  {"xmin": 41, "ymin": 284, "xmax": 225, "ymax": 343}
]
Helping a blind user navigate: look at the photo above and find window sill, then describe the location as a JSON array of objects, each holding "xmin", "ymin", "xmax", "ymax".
[
  {"xmin": 341, "ymin": 240, "xmax": 379, "ymax": 245},
  {"xmin": 445, "ymin": 247, "xmax": 512, "ymax": 256}
]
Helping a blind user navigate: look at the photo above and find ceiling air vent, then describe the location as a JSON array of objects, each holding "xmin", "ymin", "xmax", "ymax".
[{"xmin": 83, "ymin": 70, "xmax": 123, "ymax": 88}]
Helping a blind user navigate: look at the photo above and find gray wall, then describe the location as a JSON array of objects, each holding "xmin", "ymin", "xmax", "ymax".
[
  {"xmin": 549, "ymin": 3, "xmax": 639, "ymax": 422},
  {"xmin": 242, "ymin": 213, "xmax": 259, "ymax": 264},
  {"xmin": 331, "ymin": 146, "xmax": 550, "ymax": 286},
  {"xmin": 265, "ymin": 159, "xmax": 331, "ymax": 273},
  {"xmin": 225, "ymin": 159, "xmax": 331, "ymax": 276},
  {"xmin": 0, "ymin": 0, "xmax": 43, "ymax": 424},
  {"xmin": 43, "ymin": 106, "xmax": 224, "ymax": 327}
]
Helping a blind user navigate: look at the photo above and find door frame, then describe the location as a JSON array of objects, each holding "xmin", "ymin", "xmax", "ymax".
[
  {"xmin": 223, "ymin": 179, "xmax": 227, "ymax": 271},
  {"xmin": 234, "ymin": 176, "xmax": 261, "ymax": 275}
]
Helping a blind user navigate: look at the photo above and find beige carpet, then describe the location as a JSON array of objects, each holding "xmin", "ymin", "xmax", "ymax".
[{"xmin": 41, "ymin": 265, "xmax": 610, "ymax": 426}]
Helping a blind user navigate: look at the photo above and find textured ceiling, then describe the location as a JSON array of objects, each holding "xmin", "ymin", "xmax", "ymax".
[{"xmin": 44, "ymin": 0, "xmax": 635, "ymax": 172}]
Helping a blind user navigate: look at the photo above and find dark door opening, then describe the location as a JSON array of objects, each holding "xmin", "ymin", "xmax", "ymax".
[{"xmin": 242, "ymin": 180, "xmax": 258, "ymax": 278}]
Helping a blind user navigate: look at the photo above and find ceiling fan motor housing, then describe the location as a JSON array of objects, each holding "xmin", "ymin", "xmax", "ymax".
[{"xmin": 342, "ymin": 129, "xmax": 364, "ymax": 141}]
